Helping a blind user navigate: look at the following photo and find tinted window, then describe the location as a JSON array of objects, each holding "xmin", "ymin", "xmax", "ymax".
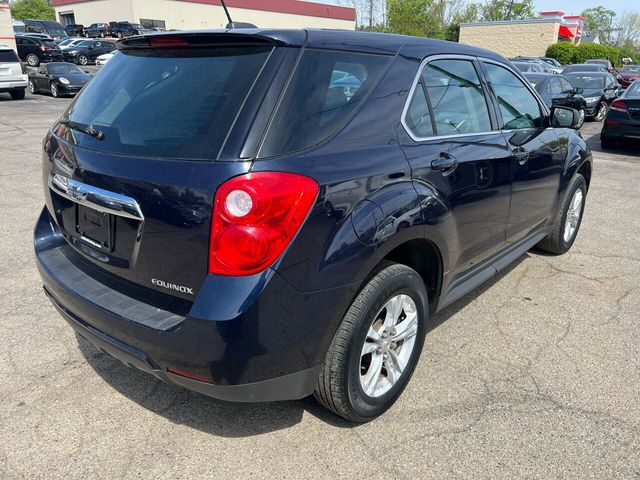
[
  {"xmin": 404, "ymin": 82, "xmax": 434, "ymax": 138},
  {"xmin": 484, "ymin": 63, "xmax": 543, "ymax": 129},
  {"xmin": 422, "ymin": 59, "xmax": 492, "ymax": 135},
  {"xmin": 65, "ymin": 46, "xmax": 272, "ymax": 160},
  {"xmin": 565, "ymin": 74, "xmax": 606, "ymax": 89},
  {"xmin": 548, "ymin": 77, "xmax": 562, "ymax": 95},
  {"xmin": 559, "ymin": 77, "xmax": 574, "ymax": 93},
  {"xmin": 0, "ymin": 50, "xmax": 19, "ymax": 62},
  {"xmin": 259, "ymin": 49, "xmax": 390, "ymax": 158}
]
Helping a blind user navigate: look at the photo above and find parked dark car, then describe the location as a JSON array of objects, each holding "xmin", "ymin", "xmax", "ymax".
[
  {"xmin": 62, "ymin": 39, "xmax": 117, "ymax": 65},
  {"xmin": 85, "ymin": 23, "xmax": 111, "ymax": 38},
  {"xmin": 35, "ymin": 30, "xmax": 592, "ymax": 423},
  {"xmin": 111, "ymin": 21, "xmax": 145, "ymax": 38},
  {"xmin": 23, "ymin": 19, "xmax": 67, "ymax": 41},
  {"xmin": 564, "ymin": 71, "xmax": 621, "ymax": 121},
  {"xmin": 618, "ymin": 65, "xmax": 640, "ymax": 88},
  {"xmin": 562, "ymin": 63, "xmax": 609, "ymax": 74},
  {"xmin": 64, "ymin": 24, "xmax": 85, "ymax": 37},
  {"xmin": 27, "ymin": 62, "xmax": 91, "ymax": 97},
  {"xmin": 15, "ymin": 35, "xmax": 62, "ymax": 66},
  {"xmin": 514, "ymin": 56, "xmax": 563, "ymax": 73},
  {"xmin": 525, "ymin": 73, "xmax": 586, "ymax": 128},
  {"xmin": 585, "ymin": 59, "xmax": 616, "ymax": 73},
  {"xmin": 601, "ymin": 79, "xmax": 640, "ymax": 148}
]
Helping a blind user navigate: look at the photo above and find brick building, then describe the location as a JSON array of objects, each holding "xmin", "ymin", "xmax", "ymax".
[{"xmin": 459, "ymin": 11, "xmax": 587, "ymax": 58}]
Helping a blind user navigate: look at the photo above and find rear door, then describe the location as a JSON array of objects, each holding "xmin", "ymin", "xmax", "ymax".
[
  {"xmin": 481, "ymin": 60, "xmax": 563, "ymax": 243},
  {"xmin": 399, "ymin": 56, "xmax": 512, "ymax": 280},
  {"xmin": 43, "ymin": 40, "xmax": 281, "ymax": 301}
]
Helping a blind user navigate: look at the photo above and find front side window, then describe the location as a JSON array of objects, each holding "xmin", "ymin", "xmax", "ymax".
[
  {"xmin": 259, "ymin": 49, "xmax": 390, "ymax": 158},
  {"xmin": 548, "ymin": 77, "xmax": 562, "ymax": 95},
  {"xmin": 484, "ymin": 63, "xmax": 543, "ymax": 130}
]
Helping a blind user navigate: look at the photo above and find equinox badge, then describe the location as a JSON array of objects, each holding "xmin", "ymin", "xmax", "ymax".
[{"xmin": 151, "ymin": 278, "xmax": 194, "ymax": 295}]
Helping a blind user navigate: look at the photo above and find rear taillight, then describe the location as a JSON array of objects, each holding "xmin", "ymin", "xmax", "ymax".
[
  {"xmin": 149, "ymin": 36, "xmax": 190, "ymax": 48},
  {"xmin": 40, "ymin": 45, "xmax": 51, "ymax": 51},
  {"xmin": 610, "ymin": 99, "xmax": 627, "ymax": 112},
  {"xmin": 209, "ymin": 172, "xmax": 318, "ymax": 276}
]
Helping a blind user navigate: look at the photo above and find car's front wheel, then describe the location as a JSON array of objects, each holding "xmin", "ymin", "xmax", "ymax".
[
  {"xmin": 536, "ymin": 174, "xmax": 587, "ymax": 255},
  {"xmin": 50, "ymin": 82, "xmax": 59, "ymax": 98},
  {"xmin": 314, "ymin": 262, "xmax": 428, "ymax": 422},
  {"xmin": 593, "ymin": 101, "xmax": 608, "ymax": 121},
  {"xmin": 28, "ymin": 79, "xmax": 37, "ymax": 94},
  {"xmin": 78, "ymin": 55, "xmax": 89, "ymax": 66}
]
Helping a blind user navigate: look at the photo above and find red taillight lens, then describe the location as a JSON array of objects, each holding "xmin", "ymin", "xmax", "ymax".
[
  {"xmin": 610, "ymin": 99, "xmax": 627, "ymax": 112},
  {"xmin": 149, "ymin": 36, "xmax": 190, "ymax": 48},
  {"xmin": 209, "ymin": 172, "xmax": 318, "ymax": 276}
]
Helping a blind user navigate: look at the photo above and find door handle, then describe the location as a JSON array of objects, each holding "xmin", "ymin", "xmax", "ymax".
[
  {"xmin": 431, "ymin": 153, "xmax": 458, "ymax": 174},
  {"xmin": 512, "ymin": 147, "xmax": 529, "ymax": 165}
]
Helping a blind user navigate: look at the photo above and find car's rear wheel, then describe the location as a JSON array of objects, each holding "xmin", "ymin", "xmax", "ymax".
[
  {"xmin": 593, "ymin": 101, "xmax": 608, "ymax": 121},
  {"xmin": 78, "ymin": 55, "xmax": 89, "ymax": 66},
  {"xmin": 50, "ymin": 82, "xmax": 59, "ymax": 98},
  {"xmin": 536, "ymin": 174, "xmax": 587, "ymax": 255},
  {"xmin": 26, "ymin": 53, "xmax": 39, "ymax": 67},
  {"xmin": 314, "ymin": 262, "xmax": 428, "ymax": 422},
  {"xmin": 9, "ymin": 89, "xmax": 25, "ymax": 100},
  {"xmin": 28, "ymin": 79, "xmax": 37, "ymax": 94}
]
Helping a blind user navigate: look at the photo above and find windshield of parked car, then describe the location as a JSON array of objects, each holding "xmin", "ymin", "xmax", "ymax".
[
  {"xmin": 586, "ymin": 60, "xmax": 609, "ymax": 66},
  {"xmin": 566, "ymin": 74, "xmax": 606, "ymax": 89},
  {"xmin": 63, "ymin": 46, "xmax": 272, "ymax": 160},
  {"xmin": 621, "ymin": 65, "xmax": 640, "ymax": 73},
  {"xmin": 130, "ymin": 24, "xmax": 143, "ymax": 29},
  {"xmin": 75, "ymin": 40, "xmax": 95, "ymax": 48},
  {"xmin": 48, "ymin": 64, "xmax": 84, "ymax": 75}
]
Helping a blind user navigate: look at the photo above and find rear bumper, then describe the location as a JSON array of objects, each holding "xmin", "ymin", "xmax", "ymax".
[
  {"xmin": 601, "ymin": 121, "xmax": 640, "ymax": 141},
  {"xmin": 34, "ymin": 208, "xmax": 348, "ymax": 402},
  {"xmin": 0, "ymin": 76, "xmax": 28, "ymax": 91}
]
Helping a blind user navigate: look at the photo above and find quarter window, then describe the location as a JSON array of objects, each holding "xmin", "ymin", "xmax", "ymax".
[
  {"xmin": 404, "ymin": 58, "xmax": 492, "ymax": 138},
  {"xmin": 548, "ymin": 77, "xmax": 563, "ymax": 95},
  {"xmin": 484, "ymin": 63, "xmax": 543, "ymax": 129}
]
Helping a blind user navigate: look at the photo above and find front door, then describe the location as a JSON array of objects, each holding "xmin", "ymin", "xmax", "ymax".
[
  {"xmin": 399, "ymin": 57, "xmax": 512, "ymax": 282},
  {"xmin": 481, "ymin": 61, "xmax": 563, "ymax": 243}
]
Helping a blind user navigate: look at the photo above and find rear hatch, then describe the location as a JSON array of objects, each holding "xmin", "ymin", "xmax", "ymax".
[
  {"xmin": 43, "ymin": 34, "xmax": 279, "ymax": 304},
  {"xmin": 0, "ymin": 49, "xmax": 23, "ymax": 84}
]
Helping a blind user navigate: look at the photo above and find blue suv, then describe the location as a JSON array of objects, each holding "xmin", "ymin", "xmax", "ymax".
[{"xmin": 35, "ymin": 30, "xmax": 592, "ymax": 422}]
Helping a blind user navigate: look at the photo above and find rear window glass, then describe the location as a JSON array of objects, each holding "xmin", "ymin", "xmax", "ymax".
[
  {"xmin": 64, "ymin": 46, "xmax": 272, "ymax": 160},
  {"xmin": 0, "ymin": 50, "xmax": 19, "ymax": 62},
  {"xmin": 259, "ymin": 49, "xmax": 390, "ymax": 158}
]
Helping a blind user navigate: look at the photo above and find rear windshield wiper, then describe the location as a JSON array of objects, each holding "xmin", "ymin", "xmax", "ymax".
[{"xmin": 59, "ymin": 119, "xmax": 105, "ymax": 140}]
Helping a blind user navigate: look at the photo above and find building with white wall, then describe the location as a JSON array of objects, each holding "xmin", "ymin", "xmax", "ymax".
[{"xmin": 52, "ymin": 0, "xmax": 356, "ymax": 31}]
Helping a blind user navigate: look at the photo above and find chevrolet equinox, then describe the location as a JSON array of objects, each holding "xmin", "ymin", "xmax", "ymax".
[{"xmin": 35, "ymin": 30, "xmax": 592, "ymax": 422}]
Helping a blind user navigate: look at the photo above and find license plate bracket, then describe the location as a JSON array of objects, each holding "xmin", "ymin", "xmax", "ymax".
[{"xmin": 76, "ymin": 204, "xmax": 113, "ymax": 250}]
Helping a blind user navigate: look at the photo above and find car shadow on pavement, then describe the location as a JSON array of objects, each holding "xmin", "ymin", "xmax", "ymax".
[
  {"xmin": 76, "ymin": 255, "xmax": 527, "ymax": 435},
  {"xmin": 583, "ymin": 125, "xmax": 640, "ymax": 158}
]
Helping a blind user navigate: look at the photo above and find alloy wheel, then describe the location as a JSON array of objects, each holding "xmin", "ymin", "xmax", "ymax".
[
  {"xmin": 78, "ymin": 55, "xmax": 88, "ymax": 66},
  {"xmin": 51, "ymin": 83, "xmax": 58, "ymax": 98},
  {"xmin": 28, "ymin": 80, "xmax": 35, "ymax": 94},
  {"xmin": 359, "ymin": 294, "xmax": 418, "ymax": 398},
  {"xmin": 563, "ymin": 189, "xmax": 583, "ymax": 243},
  {"xmin": 26, "ymin": 54, "xmax": 38, "ymax": 66},
  {"xmin": 595, "ymin": 102, "xmax": 607, "ymax": 121}
]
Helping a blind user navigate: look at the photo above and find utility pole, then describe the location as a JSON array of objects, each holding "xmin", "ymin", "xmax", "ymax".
[{"xmin": 506, "ymin": 0, "xmax": 515, "ymax": 20}]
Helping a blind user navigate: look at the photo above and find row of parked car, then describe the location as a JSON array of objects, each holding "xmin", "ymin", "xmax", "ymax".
[
  {"xmin": 509, "ymin": 55, "xmax": 640, "ymax": 148},
  {"xmin": 14, "ymin": 34, "xmax": 117, "ymax": 67},
  {"xmin": 13, "ymin": 18, "xmax": 165, "ymax": 41}
]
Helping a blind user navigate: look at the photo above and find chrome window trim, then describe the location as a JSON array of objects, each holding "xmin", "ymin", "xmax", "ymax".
[
  {"xmin": 49, "ymin": 173, "xmax": 144, "ymax": 221},
  {"xmin": 400, "ymin": 54, "xmax": 498, "ymax": 143}
]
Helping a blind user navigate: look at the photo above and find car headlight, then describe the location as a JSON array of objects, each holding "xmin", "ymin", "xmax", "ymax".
[
  {"xmin": 59, "ymin": 77, "xmax": 70, "ymax": 85},
  {"xmin": 584, "ymin": 96, "xmax": 600, "ymax": 104}
]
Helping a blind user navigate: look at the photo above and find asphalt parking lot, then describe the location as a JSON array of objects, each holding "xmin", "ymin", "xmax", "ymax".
[{"xmin": 1, "ymin": 90, "xmax": 639, "ymax": 479}]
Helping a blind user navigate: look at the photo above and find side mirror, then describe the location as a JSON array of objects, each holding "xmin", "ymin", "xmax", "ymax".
[
  {"xmin": 616, "ymin": 89, "xmax": 623, "ymax": 97},
  {"xmin": 551, "ymin": 106, "xmax": 581, "ymax": 129},
  {"xmin": 575, "ymin": 87, "xmax": 584, "ymax": 94}
]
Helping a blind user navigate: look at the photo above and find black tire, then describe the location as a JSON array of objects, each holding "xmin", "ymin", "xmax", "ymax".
[
  {"xmin": 26, "ymin": 53, "xmax": 39, "ymax": 67},
  {"xmin": 575, "ymin": 108, "xmax": 585, "ymax": 129},
  {"xmin": 50, "ymin": 82, "xmax": 59, "ymax": 98},
  {"xmin": 78, "ymin": 55, "xmax": 89, "ymax": 66},
  {"xmin": 593, "ymin": 101, "xmax": 608, "ymax": 122},
  {"xmin": 28, "ymin": 79, "xmax": 37, "ymax": 94},
  {"xmin": 601, "ymin": 136, "xmax": 615, "ymax": 149},
  {"xmin": 314, "ymin": 262, "xmax": 428, "ymax": 422},
  {"xmin": 536, "ymin": 174, "xmax": 587, "ymax": 255},
  {"xmin": 9, "ymin": 89, "xmax": 25, "ymax": 100}
]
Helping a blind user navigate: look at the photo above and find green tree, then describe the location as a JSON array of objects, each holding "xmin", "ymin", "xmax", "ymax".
[
  {"xmin": 615, "ymin": 12, "xmax": 640, "ymax": 48},
  {"xmin": 445, "ymin": 2, "xmax": 480, "ymax": 41},
  {"xmin": 582, "ymin": 6, "xmax": 617, "ymax": 44},
  {"xmin": 480, "ymin": 0, "xmax": 536, "ymax": 22},
  {"xmin": 10, "ymin": 0, "xmax": 55, "ymax": 20},
  {"xmin": 387, "ymin": 0, "xmax": 446, "ymax": 38}
]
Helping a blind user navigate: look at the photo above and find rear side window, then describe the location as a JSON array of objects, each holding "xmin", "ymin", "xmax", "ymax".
[
  {"xmin": 259, "ymin": 49, "xmax": 390, "ymax": 158},
  {"xmin": 0, "ymin": 50, "xmax": 19, "ymax": 62},
  {"xmin": 484, "ymin": 63, "xmax": 543, "ymax": 129},
  {"xmin": 64, "ymin": 46, "xmax": 272, "ymax": 160}
]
